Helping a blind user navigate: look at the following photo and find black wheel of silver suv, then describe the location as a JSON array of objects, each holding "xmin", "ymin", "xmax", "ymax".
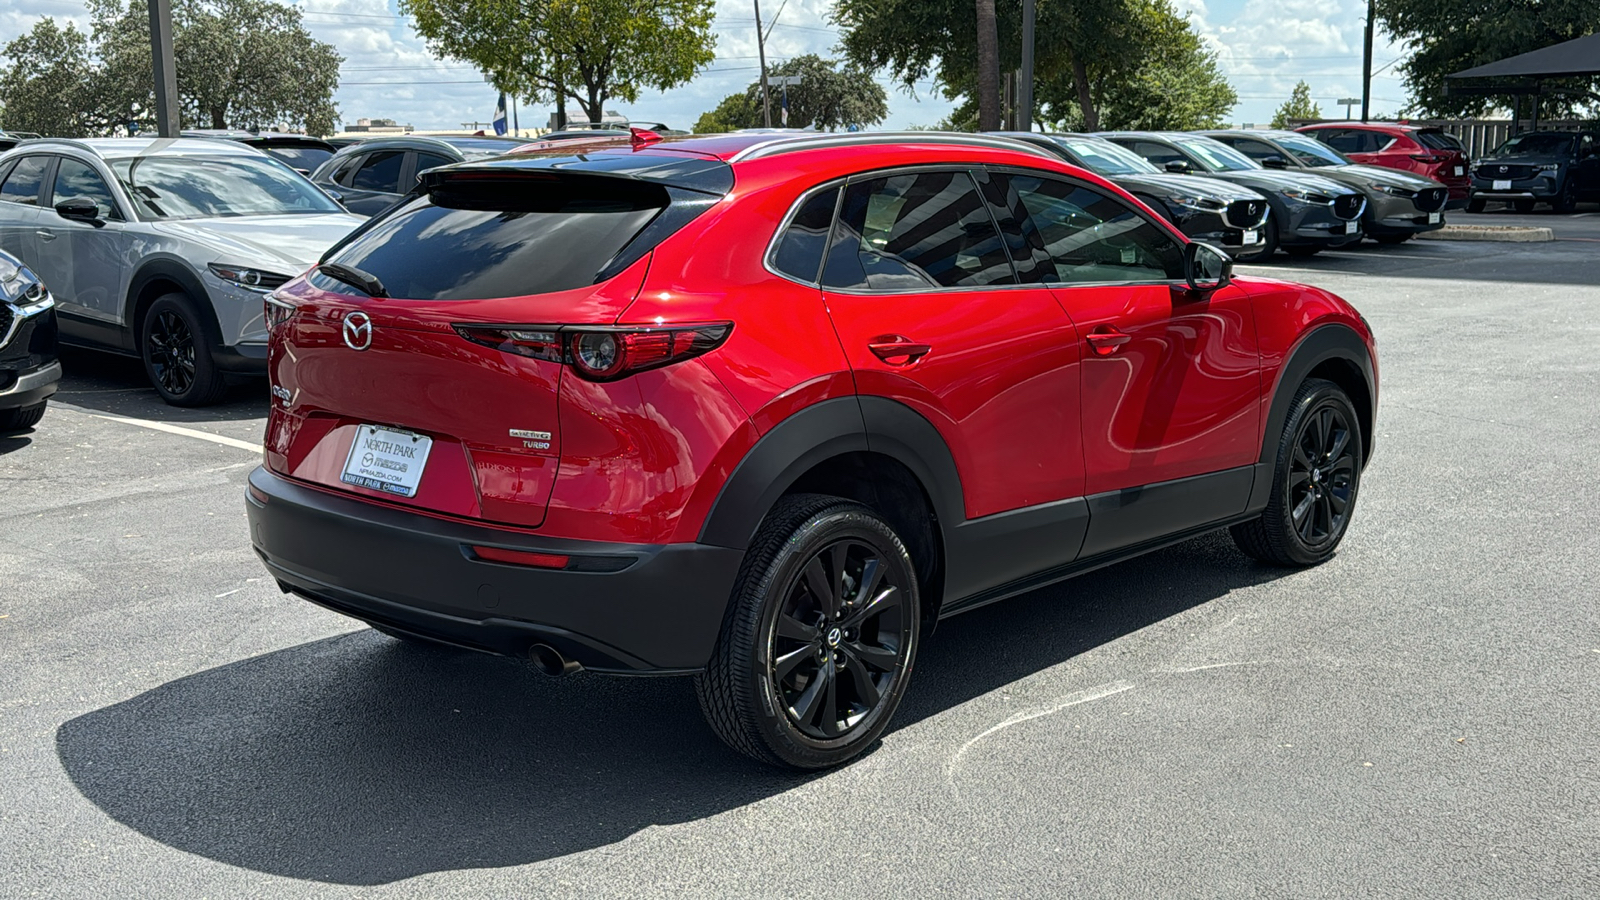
[{"xmin": 696, "ymin": 493, "xmax": 920, "ymax": 769}]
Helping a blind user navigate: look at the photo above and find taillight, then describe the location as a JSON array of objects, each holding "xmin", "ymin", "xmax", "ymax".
[
  {"xmin": 453, "ymin": 323, "xmax": 732, "ymax": 382},
  {"xmin": 264, "ymin": 293, "xmax": 295, "ymax": 329},
  {"xmin": 1409, "ymin": 154, "xmax": 1442, "ymax": 163}
]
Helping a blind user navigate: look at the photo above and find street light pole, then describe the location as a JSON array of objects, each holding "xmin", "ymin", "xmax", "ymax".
[
  {"xmin": 1019, "ymin": 0, "xmax": 1035, "ymax": 132},
  {"xmin": 147, "ymin": 0, "xmax": 179, "ymax": 136},
  {"xmin": 1361, "ymin": 0, "xmax": 1374, "ymax": 123},
  {"xmin": 754, "ymin": 0, "xmax": 772, "ymax": 128}
]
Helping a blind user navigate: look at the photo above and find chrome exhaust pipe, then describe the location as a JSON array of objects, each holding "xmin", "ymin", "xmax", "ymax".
[{"xmin": 530, "ymin": 644, "xmax": 582, "ymax": 676}]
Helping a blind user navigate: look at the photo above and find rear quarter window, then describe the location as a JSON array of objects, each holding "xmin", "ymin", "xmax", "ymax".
[
  {"xmin": 770, "ymin": 186, "xmax": 838, "ymax": 283},
  {"xmin": 1416, "ymin": 131, "xmax": 1463, "ymax": 151},
  {"xmin": 322, "ymin": 177, "xmax": 667, "ymax": 300}
]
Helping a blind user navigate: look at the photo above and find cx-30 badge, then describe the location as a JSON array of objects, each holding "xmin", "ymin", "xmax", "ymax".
[{"xmin": 342, "ymin": 312, "xmax": 372, "ymax": 350}]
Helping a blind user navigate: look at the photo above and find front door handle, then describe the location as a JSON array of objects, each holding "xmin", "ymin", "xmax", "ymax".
[
  {"xmin": 36, "ymin": 229, "xmax": 56, "ymax": 241},
  {"xmin": 868, "ymin": 336, "xmax": 933, "ymax": 365},
  {"xmin": 1086, "ymin": 328, "xmax": 1132, "ymax": 356}
]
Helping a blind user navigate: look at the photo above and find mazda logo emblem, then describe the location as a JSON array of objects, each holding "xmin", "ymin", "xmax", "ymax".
[
  {"xmin": 1498, "ymin": 166, "xmax": 1507, "ymax": 174},
  {"xmin": 342, "ymin": 311, "xmax": 372, "ymax": 351}
]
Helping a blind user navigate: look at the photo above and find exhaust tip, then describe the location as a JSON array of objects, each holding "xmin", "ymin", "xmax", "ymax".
[{"xmin": 530, "ymin": 644, "xmax": 582, "ymax": 677}]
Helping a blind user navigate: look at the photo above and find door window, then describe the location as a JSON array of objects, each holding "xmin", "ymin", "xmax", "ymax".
[
  {"xmin": 349, "ymin": 150, "xmax": 405, "ymax": 193},
  {"xmin": 1127, "ymin": 141, "xmax": 1185, "ymax": 167},
  {"xmin": 1313, "ymin": 130, "xmax": 1360, "ymax": 154},
  {"xmin": 1228, "ymin": 138, "xmax": 1283, "ymax": 163},
  {"xmin": 1003, "ymin": 173, "xmax": 1184, "ymax": 285},
  {"xmin": 771, "ymin": 185, "xmax": 839, "ymax": 283},
  {"xmin": 51, "ymin": 158, "xmax": 122, "ymax": 220},
  {"xmin": 413, "ymin": 152, "xmax": 454, "ymax": 176},
  {"xmin": 821, "ymin": 171, "xmax": 1012, "ymax": 290},
  {"xmin": 0, "ymin": 156, "xmax": 50, "ymax": 206}
]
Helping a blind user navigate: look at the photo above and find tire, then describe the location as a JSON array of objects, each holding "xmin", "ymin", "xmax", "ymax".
[
  {"xmin": 1231, "ymin": 378, "xmax": 1363, "ymax": 567},
  {"xmin": 696, "ymin": 493, "xmax": 921, "ymax": 769},
  {"xmin": 1513, "ymin": 199, "xmax": 1536, "ymax": 214},
  {"xmin": 141, "ymin": 293, "xmax": 228, "ymax": 407},
  {"xmin": 1465, "ymin": 198, "xmax": 1486, "ymax": 214},
  {"xmin": 1284, "ymin": 244, "xmax": 1322, "ymax": 258},
  {"xmin": 1551, "ymin": 178, "xmax": 1579, "ymax": 214},
  {"xmin": 1373, "ymin": 233, "xmax": 1412, "ymax": 245},
  {"xmin": 0, "ymin": 401, "xmax": 47, "ymax": 432},
  {"xmin": 1236, "ymin": 222, "xmax": 1278, "ymax": 262}
]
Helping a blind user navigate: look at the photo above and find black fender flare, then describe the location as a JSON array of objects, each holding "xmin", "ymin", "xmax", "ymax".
[
  {"xmin": 697, "ymin": 395, "xmax": 966, "ymax": 552},
  {"xmin": 123, "ymin": 259, "xmax": 218, "ymax": 354},
  {"xmin": 1248, "ymin": 322, "xmax": 1376, "ymax": 511}
]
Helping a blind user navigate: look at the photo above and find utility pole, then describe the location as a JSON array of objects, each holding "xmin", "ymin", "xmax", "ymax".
[
  {"xmin": 1361, "ymin": 0, "xmax": 1374, "ymax": 122},
  {"xmin": 147, "ymin": 0, "xmax": 179, "ymax": 136},
  {"xmin": 754, "ymin": 0, "xmax": 772, "ymax": 127},
  {"xmin": 1019, "ymin": 0, "xmax": 1035, "ymax": 132}
]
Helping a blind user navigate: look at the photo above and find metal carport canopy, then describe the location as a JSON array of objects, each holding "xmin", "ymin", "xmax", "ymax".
[{"xmin": 1446, "ymin": 33, "xmax": 1600, "ymax": 80}]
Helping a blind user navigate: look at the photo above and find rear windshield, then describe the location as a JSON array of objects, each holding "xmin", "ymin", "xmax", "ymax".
[
  {"xmin": 322, "ymin": 177, "xmax": 666, "ymax": 300},
  {"xmin": 1415, "ymin": 130, "xmax": 1463, "ymax": 151},
  {"xmin": 263, "ymin": 145, "xmax": 335, "ymax": 172}
]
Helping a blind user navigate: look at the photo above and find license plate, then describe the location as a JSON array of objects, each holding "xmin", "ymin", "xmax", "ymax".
[
  {"xmin": 1339, "ymin": 221, "xmax": 1354, "ymax": 234},
  {"xmin": 1493, "ymin": 179, "xmax": 1511, "ymax": 190},
  {"xmin": 1428, "ymin": 212, "xmax": 1441, "ymax": 224},
  {"xmin": 341, "ymin": 425, "xmax": 433, "ymax": 498},
  {"xmin": 1454, "ymin": 166, "xmax": 1464, "ymax": 176},
  {"xmin": 1242, "ymin": 229, "xmax": 1258, "ymax": 244}
]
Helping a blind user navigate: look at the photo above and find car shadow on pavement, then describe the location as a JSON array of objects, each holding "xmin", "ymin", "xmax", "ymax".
[
  {"xmin": 0, "ymin": 431, "xmax": 31, "ymax": 454},
  {"xmin": 55, "ymin": 531, "xmax": 1284, "ymax": 885},
  {"xmin": 51, "ymin": 347, "xmax": 267, "ymax": 424}
]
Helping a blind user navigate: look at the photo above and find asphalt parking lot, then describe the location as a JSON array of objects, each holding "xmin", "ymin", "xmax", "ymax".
[{"xmin": 3, "ymin": 210, "xmax": 1598, "ymax": 897}]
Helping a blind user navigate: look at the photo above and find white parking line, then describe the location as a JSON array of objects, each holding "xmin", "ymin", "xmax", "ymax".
[{"xmin": 87, "ymin": 411, "xmax": 261, "ymax": 453}]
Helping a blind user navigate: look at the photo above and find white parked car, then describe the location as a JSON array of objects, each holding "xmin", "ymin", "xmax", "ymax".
[{"xmin": 0, "ymin": 138, "xmax": 364, "ymax": 405}]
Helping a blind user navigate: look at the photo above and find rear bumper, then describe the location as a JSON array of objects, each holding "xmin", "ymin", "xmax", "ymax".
[
  {"xmin": 213, "ymin": 340, "xmax": 268, "ymax": 375},
  {"xmin": 245, "ymin": 466, "xmax": 744, "ymax": 673}
]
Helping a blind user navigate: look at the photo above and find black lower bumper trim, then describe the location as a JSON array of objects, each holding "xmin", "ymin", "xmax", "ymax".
[
  {"xmin": 212, "ymin": 341, "xmax": 268, "ymax": 375},
  {"xmin": 246, "ymin": 466, "xmax": 744, "ymax": 673}
]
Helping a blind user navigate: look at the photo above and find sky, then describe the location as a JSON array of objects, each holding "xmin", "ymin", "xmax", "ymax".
[{"xmin": 3, "ymin": 0, "xmax": 1413, "ymax": 132}]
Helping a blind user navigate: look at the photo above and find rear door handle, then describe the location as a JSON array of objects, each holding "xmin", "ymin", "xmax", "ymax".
[
  {"xmin": 1086, "ymin": 328, "xmax": 1131, "ymax": 356},
  {"xmin": 868, "ymin": 336, "xmax": 933, "ymax": 365},
  {"xmin": 36, "ymin": 229, "xmax": 55, "ymax": 241}
]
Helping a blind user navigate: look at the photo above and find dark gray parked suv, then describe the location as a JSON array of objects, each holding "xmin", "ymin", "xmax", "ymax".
[{"xmin": 308, "ymin": 135, "xmax": 530, "ymax": 216}]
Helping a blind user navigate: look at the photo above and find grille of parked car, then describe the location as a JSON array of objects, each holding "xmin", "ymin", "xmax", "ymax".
[
  {"xmin": 1478, "ymin": 164, "xmax": 1536, "ymax": 180},
  {"xmin": 1224, "ymin": 199, "xmax": 1268, "ymax": 228},
  {"xmin": 0, "ymin": 304, "xmax": 14, "ymax": 349},
  {"xmin": 1415, "ymin": 188, "xmax": 1448, "ymax": 212},
  {"xmin": 1333, "ymin": 194, "xmax": 1363, "ymax": 220}
]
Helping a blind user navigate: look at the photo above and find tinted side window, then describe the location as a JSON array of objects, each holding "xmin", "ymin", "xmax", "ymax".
[
  {"xmin": 1128, "ymin": 141, "xmax": 1184, "ymax": 167},
  {"xmin": 1231, "ymin": 139, "xmax": 1282, "ymax": 162},
  {"xmin": 1314, "ymin": 130, "xmax": 1360, "ymax": 154},
  {"xmin": 328, "ymin": 154, "xmax": 363, "ymax": 186},
  {"xmin": 52, "ymin": 158, "xmax": 122, "ymax": 220},
  {"xmin": 0, "ymin": 156, "xmax": 50, "ymax": 206},
  {"xmin": 821, "ymin": 171, "xmax": 1013, "ymax": 291},
  {"xmin": 350, "ymin": 150, "xmax": 405, "ymax": 192},
  {"xmin": 771, "ymin": 185, "xmax": 838, "ymax": 283},
  {"xmin": 414, "ymin": 152, "xmax": 455, "ymax": 176},
  {"xmin": 1004, "ymin": 174, "xmax": 1184, "ymax": 284},
  {"xmin": 1416, "ymin": 131, "xmax": 1463, "ymax": 152}
]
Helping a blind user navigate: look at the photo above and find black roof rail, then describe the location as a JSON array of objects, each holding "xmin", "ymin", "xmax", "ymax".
[{"xmin": 728, "ymin": 131, "xmax": 1058, "ymax": 162}]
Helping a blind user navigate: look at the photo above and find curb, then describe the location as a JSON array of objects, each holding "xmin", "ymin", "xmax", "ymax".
[{"xmin": 1417, "ymin": 225, "xmax": 1554, "ymax": 243}]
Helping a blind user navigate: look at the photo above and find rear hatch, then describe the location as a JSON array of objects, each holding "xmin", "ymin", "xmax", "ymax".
[
  {"xmin": 265, "ymin": 156, "xmax": 731, "ymax": 528},
  {"xmin": 1414, "ymin": 129, "xmax": 1469, "ymax": 184}
]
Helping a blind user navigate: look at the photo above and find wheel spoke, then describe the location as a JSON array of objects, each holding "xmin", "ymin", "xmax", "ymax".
[
  {"xmin": 790, "ymin": 665, "xmax": 829, "ymax": 728},
  {"xmin": 776, "ymin": 612, "xmax": 818, "ymax": 643},
  {"xmin": 843, "ymin": 639, "xmax": 898, "ymax": 672},
  {"xmin": 1287, "ymin": 469, "xmax": 1311, "ymax": 489},
  {"xmin": 1291, "ymin": 491, "xmax": 1315, "ymax": 525},
  {"xmin": 818, "ymin": 664, "xmax": 840, "ymax": 737},
  {"xmin": 1327, "ymin": 487, "xmax": 1350, "ymax": 515},
  {"xmin": 773, "ymin": 644, "xmax": 813, "ymax": 682},
  {"xmin": 853, "ymin": 556, "xmax": 885, "ymax": 608},
  {"xmin": 826, "ymin": 543, "xmax": 848, "ymax": 619},
  {"xmin": 1328, "ymin": 455, "xmax": 1356, "ymax": 475},
  {"xmin": 1315, "ymin": 409, "xmax": 1332, "ymax": 452},
  {"xmin": 1292, "ymin": 442, "xmax": 1313, "ymax": 471},
  {"xmin": 841, "ymin": 651, "xmax": 881, "ymax": 711},
  {"xmin": 842, "ymin": 584, "xmax": 900, "ymax": 629},
  {"xmin": 1326, "ymin": 427, "xmax": 1350, "ymax": 463},
  {"xmin": 802, "ymin": 557, "xmax": 832, "ymax": 613}
]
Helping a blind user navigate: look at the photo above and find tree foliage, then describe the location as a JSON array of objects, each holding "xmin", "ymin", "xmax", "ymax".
[
  {"xmin": 693, "ymin": 54, "xmax": 888, "ymax": 133},
  {"xmin": 0, "ymin": 0, "xmax": 341, "ymax": 136},
  {"xmin": 1376, "ymin": 0, "xmax": 1600, "ymax": 117},
  {"xmin": 0, "ymin": 19, "xmax": 97, "ymax": 137},
  {"xmin": 402, "ymin": 0, "xmax": 717, "ymax": 127},
  {"xmin": 834, "ymin": 0, "xmax": 1234, "ymax": 133},
  {"xmin": 1271, "ymin": 81, "xmax": 1322, "ymax": 129}
]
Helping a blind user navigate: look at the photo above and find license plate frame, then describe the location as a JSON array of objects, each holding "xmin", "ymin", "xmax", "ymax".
[
  {"xmin": 1454, "ymin": 166, "xmax": 1464, "ymax": 176},
  {"xmin": 1493, "ymin": 179, "xmax": 1512, "ymax": 190},
  {"xmin": 1242, "ymin": 229, "xmax": 1259, "ymax": 245},
  {"xmin": 341, "ymin": 424, "xmax": 433, "ymax": 498},
  {"xmin": 1428, "ymin": 212, "xmax": 1441, "ymax": 224}
]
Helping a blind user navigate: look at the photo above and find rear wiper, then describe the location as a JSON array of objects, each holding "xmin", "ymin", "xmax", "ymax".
[{"xmin": 318, "ymin": 262, "xmax": 388, "ymax": 298}]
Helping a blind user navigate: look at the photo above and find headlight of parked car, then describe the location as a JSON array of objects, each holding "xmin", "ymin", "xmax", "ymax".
[
  {"xmin": 1377, "ymin": 185, "xmax": 1416, "ymax": 197},
  {"xmin": 1536, "ymin": 163, "xmax": 1560, "ymax": 172},
  {"xmin": 0, "ymin": 257, "xmax": 54, "ymax": 315},
  {"xmin": 1167, "ymin": 195, "xmax": 1226, "ymax": 212},
  {"xmin": 208, "ymin": 263, "xmax": 294, "ymax": 293},
  {"xmin": 1280, "ymin": 189, "xmax": 1333, "ymax": 205}
]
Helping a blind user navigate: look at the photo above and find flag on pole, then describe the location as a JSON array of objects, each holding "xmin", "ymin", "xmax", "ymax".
[
  {"xmin": 781, "ymin": 88, "xmax": 789, "ymax": 126},
  {"xmin": 492, "ymin": 92, "xmax": 508, "ymax": 136}
]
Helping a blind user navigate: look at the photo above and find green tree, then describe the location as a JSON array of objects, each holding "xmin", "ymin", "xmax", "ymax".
[
  {"xmin": 835, "ymin": 0, "xmax": 1233, "ymax": 133},
  {"xmin": 694, "ymin": 91, "xmax": 760, "ymax": 133},
  {"xmin": 1270, "ymin": 81, "xmax": 1322, "ymax": 129},
  {"xmin": 1376, "ymin": 0, "xmax": 1600, "ymax": 117},
  {"xmin": 402, "ymin": 0, "xmax": 717, "ymax": 129},
  {"xmin": 0, "ymin": 19, "xmax": 97, "ymax": 137},
  {"xmin": 90, "ymin": 0, "xmax": 342, "ymax": 134},
  {"xmin": 694, "ymin": 55, "xmax": 889, "ymax": 133}
]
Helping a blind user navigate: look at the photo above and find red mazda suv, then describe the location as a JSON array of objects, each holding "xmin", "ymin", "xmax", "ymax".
[
  {"xmin": 247, "ymin": 132, "xmax": 1377, "ymax": 769},
  {"xmin": 1297, "ymin": 122, "xmax": 1470, "ymax": 207}
]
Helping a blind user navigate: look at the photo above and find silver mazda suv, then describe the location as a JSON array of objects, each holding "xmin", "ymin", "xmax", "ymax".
[{"xmin": 0, "ymin": 138, "xmax": 364, "ymax": 405}]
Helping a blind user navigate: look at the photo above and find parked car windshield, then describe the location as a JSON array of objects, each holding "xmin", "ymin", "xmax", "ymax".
[
  {"xmin": 1059, "ymin": 138, "xmax": 1159, "ymax": 175},
  {"xmin": 111, "ymin": 155, "xmax": 344, "ymax": 220},
  {"xmin": 1172, "ymin": 137, "xmax": 1258, "ymax": 172},
  {"xmin": 1489, "ymin": 133, "xmax": 1575, "ymax": 156},
  {"xmin": 1276, "ymin": 134, "xmax": 1348, "ymax": 167},
  {"xmin": 261, "ymin": 145, "xmax": 335, "ymax": 172}
]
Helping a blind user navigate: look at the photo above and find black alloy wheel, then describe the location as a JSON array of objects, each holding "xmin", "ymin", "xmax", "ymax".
[
  {"xmin": 1466, "ymin": 197, "xmax": 1486, "ymax": 213},
  {"xmin": 1552, "ymin": 177, "xmax": 1579, "ymax": 214},
  {"xmin": 697, "ymin": 494, "xmax": 920, "ymax": 769},
  {"xmin": 1232, "ymin": 378, "xmax": 1363, "ymax": 566},
  {"xmin": 141, "ymin": 293, "xmax": 228, "ymax": 407}
]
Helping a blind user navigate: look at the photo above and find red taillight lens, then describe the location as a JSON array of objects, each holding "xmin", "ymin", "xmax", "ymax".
[
  {"xmin": 471, "ymin": 546, "xmax": 570, "ymax": 569},
  {"xmin": 264, "ymin": 293, "xmax": 295, "ymax": 329},
  {"xmin": 1409, "ymin": 154, "xmax": 1442, "ymax": 163},
  {"xmin": 455, "ymin": 323, "xmax": 732, "ymax": 382}
]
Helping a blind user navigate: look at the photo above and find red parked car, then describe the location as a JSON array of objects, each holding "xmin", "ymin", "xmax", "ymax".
[
  {"xmin": 247, "ymin": 132, "xmax": 1378, "ymax": 769},
  {"xmin": 1297, "ymin": 123, "xmax": 1470, "ymax": 207}
]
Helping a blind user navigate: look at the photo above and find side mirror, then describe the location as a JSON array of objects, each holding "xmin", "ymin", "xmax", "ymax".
[
  {"xmin": 321, "ymin": 186, "xmax": 346, "ymax": 206},
  {"xmin": 1261, "ymin": 155, "xmax": 1289, "ymax": 169},
  {"xmin": 1163, "ymin": 159, "xmax": 1192, "ymax": 174},
  {"xmin": 1182, "ymin": 241, "xmax": 1232, "ymax": 295},
  {"xmin": 55, "ymin": 196, "xmax": 104, "ymax": 226}
]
